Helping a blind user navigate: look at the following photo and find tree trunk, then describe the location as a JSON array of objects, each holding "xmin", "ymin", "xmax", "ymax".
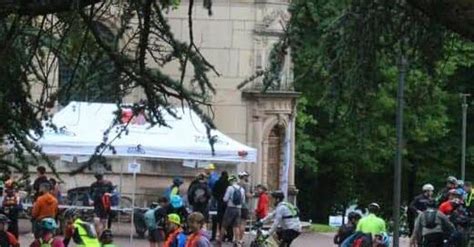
[{"xmin": 407, "ymin": 0, "xmax": 474, "ymax": 41}]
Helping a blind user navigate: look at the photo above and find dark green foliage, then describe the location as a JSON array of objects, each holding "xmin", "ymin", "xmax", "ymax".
[
  {"xmin": 0, "ymin": 0, "xmax": 216, "ymax": 178},
  {"xmin": 273, "ymin": 0, "xmax": 474, "ymax": 221}
]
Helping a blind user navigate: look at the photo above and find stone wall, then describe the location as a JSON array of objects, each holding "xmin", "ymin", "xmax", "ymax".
[{"xmin": 25, "ymin": 0, "xmax": 297, "ymax": 203}]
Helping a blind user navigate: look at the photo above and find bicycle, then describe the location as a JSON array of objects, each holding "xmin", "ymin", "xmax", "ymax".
[{"xmin": 249, "ymin": 223, "xmax": 278, "ymax": 247}]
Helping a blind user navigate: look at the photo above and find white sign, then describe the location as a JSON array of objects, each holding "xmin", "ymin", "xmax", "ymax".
[
  {"xmin": 182, "ymin": 160, "xmax": 211, "ymax": 168},
  {"xmin": 329, "ymin": 215, "xmax": 348, "ymax": 227},
  {"xmin": 128, "ymin": 163, "xmax": 141, "ymax": 173}
]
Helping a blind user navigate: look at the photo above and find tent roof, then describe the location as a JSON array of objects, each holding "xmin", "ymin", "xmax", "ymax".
[{"xmin": 36, "ymin": 102, "xmax": 256, "ymax": 163}]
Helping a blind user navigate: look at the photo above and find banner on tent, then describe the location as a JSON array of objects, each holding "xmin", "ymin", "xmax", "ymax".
[{"xmin": 182, "ymin": 160, "xmax": 210, "ymax": 168}]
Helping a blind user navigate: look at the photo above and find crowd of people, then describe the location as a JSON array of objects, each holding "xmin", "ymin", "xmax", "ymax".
[
  {"xmin": 408, "ymin": 176, "xmax": 473, "ymax": 247},
  {"xmin": 333, "ymin": 175, "xmax": 474, "ymax": 247},
  {"xmin": 145, "ymin": 164, "xmax": 303, "ymax": 247},
  {"xmin": 0, "ymin": 164, "xmax": 303, "ymax": 247}
]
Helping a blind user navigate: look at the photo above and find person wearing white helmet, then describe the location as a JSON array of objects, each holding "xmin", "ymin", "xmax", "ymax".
[
  {"xmin": 237, "ymin": 172, "xmax": 251, "ymax": 243},
  {"xmin": 408, "ymin": 184, "xmax": 435, "ymax": 235}
]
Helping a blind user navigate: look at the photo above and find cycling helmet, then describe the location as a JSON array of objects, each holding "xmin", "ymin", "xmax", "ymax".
[
  {"xmin": 447, "ymin": 176, "xmax": 457, "ymax": 184},
  {"xmin": 457, "ymin": 180, "xmax": 465, "ymax": 187},
  {"xmin": 422, "ymin": 184, "xmax": 434, "ymax": 191},
  {"xmin": 238, "ymin": 171, "xmax": 249, "ymax": 178},
  {"xmin": 348, "ymin": 212, "xmax": 361, "ymax": 221},
  {"xmin": 368, "ymin": 202, "xmax": 381, "ymax": 211},
  {"xmin": 228, "ymin": 175, "xmax": 238, "ymax": 182},
  {"xmin": 0, "ymin": 214, "xmax": 9, "ymax": 223},
  {"xmin": 168, "ymin": 213, "xmax": 181, "ymax": 226},
  {"xmin": 449, "ymin": 189, "xmax": 462, "ymax": 196},
  {"xmin": 173, "ymin": 177, "xmax": 183, "ymax": 186},
  {"xmin": 271, "ymin": 190, "xmax": 285, "ymax": 201},
  {"xmin": 170, "ymin": 195, "xmax": 183, "ymax": 208},
  {"xmin": 206, "ymin": 163, "xmax": 216, "ymax": 170},
  {"xmin": 40, "ymin": 218, "xmax": 58, "ymax": 231}
]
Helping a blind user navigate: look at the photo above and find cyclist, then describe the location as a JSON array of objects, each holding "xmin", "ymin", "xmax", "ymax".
[
  {"xmin": 356, "ymin": 203, "xmax": 386, "ymax": 235},
  {"xmin": 186, "ymin": 212, "xmax": 211, "ymax": 247},
  {"xmin": 2, "ymin": 181, "xmax": 21, "ymax": 238},
  {"xmin": 259, "ymin": 191, "xmax": 301, "ymax": 247},
  {"xmin": 408, "ymin": 184, "xmax": 435, "ymax": 235},
  {"xmin": 439, "ymin": 189, "xmax": 463, "ymax": 216},
  {"xmin": 62, "ymin": 208, "xmax": 101, "ymax": 247},
  {"xmin": 334, "ymin": 212, "xmax": 361, "ymax": 246},
  {"xmin": 89, "ymin": 171, "xmax": 114, "ymax": 236},
  {"xmin": 0, "ymin": 214, "xmax": 18, "ymax": 247},
  {"xmin": 163, "ymin": 214, "xmax": 187, "ymax": 247},
  {"xmin": 410, "ymin": 201, "xmax": 454, "ymax": 247},
  {"xmin": 145, "ymin": 200, "xmax": 167, "ymax": 247},
  {"xmin": 30, "ymin": 218, "xmax": 64, "ymax": 247},
  {"xmin": 165, "ymin": 177, "xmax": 184, "ymax": 200},
  {"xmin": 437, "ymin": 176, "xmax": 458, "ymax": 204}
]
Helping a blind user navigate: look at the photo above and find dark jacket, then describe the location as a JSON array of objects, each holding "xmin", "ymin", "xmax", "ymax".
[
  {"xmin": 437, "ymin": 187, "xmax": 452, "ymax": 205},
  {"xmin": 212, "ymin": 177, "xmax": 229, "ymax": 203},
  {"xmin": 334, "ymin": 223, "xmax": 356, "ymax": 246},
  {"xmin": 33, "ymin": 176, "xmax": 50, "ymax": 199},
  {"xmin": 188, "ymin": 181, "xmax": 211, "ymax": 207},
  {"xmin": 409, "ymin": 193, "xmax": 434, "ymax": 215}
]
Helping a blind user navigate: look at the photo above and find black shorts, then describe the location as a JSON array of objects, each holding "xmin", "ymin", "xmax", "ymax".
[
  {"xmin": 94, "ymin": 206, "xmax": 110, "ymax": 220},
  {"xmin": 423, "ymin": 232, "xmax": 444, "ymax": 247},
  {"xmin": 277, "ymin": 229, "xmax": 300, "ymax": 245},
  {"xmin": 193, "ymin": 204, "xmax": 210, "ymax": 222},
  {"xmin": 222, "ymin": 207, "xmax": 241, "ymax": 228},
  {"xmin": 148, "ymin": 229, "xmax": 165, "ymax": 242}
]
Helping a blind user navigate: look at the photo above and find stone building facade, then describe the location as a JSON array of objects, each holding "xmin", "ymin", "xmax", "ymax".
[{"xmin": 30, "ymin": 0, "xmax": 299, "ymax": 204}]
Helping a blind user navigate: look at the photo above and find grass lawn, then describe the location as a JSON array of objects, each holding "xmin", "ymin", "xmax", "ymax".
[{"xmin": 311, "ymin": 223, "xmax": 337, "ymax": 233}]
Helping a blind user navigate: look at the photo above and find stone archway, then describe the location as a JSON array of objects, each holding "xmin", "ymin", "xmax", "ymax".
[{"xmin": 266, "ymin": 125, "xmax": 284, "ymax": 191}]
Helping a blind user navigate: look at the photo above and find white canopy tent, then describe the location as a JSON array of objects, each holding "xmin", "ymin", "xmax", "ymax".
[{"xmin": 36, "ymin": 101, "xmax": 257, "ymax": 164}]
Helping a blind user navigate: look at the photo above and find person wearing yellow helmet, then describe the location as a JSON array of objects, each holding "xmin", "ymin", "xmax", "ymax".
[
  {"xmin": 204, "ymin": 164, "xmax": 219, "ymax": 190},
  {"xmin": 164, "ymin": 214, "xmax": 186, "ymax": 247}
]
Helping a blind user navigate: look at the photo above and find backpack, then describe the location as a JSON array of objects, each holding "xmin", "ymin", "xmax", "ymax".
[
  {"xmin": 144, "ymin": 207, "xmax": 159, "ymax": 230},
  {"xmin": 282, "ymin": 202, "xmax": 300, "ymax": 219},
  {"xmin": 352, "ymin": 234, "xmax": 372, "ymax": 247},
  {"xmin": 164, "ymin": 185, "xmax": 177, "ymax": 199},
  {"xmin": 335, "ymin": 224, "xmax": 355, "ymax": 244},
  {"xmin": 39, "ymin": 238, "xmax": 54, "ymax": 247},
  {"xmin": 101, "ymin": 194, "xmax": 111, "ymax": 213},
  {"xmin": 231, "ymin": 186, "xmax": 243, "ymax": 206},
  {"xmin": 193, "ymin": 185, "xmax": 208, "ymax": 204},
  {"xmin": 424, "ymin": 210, "xmax": 438, "ymax": 229}
]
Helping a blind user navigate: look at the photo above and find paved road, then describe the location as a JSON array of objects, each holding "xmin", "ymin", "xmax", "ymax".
[{"xmin": 17, "ymin": 219, "xmax": 411, "ymax": 246}]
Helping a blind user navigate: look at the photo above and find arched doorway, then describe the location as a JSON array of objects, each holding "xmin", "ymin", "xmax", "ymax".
[{"xmin": 267, "ymin": 125, "xmax": 284, "ymax": 191}]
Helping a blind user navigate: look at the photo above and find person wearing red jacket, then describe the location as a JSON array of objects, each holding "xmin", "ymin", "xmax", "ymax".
[
  {"xmin": 439, "ymin": 189, "xmax": 463, "ymax": 215},
  {"xmin": 255, "ymin": 184, "xmax": 269, "ymax": 220}
]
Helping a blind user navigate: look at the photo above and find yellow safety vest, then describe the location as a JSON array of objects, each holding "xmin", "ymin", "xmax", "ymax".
[
  {"xmin": 73, "ymin": 219, "xmax": 101, "ymax": 247},
  {"xmin": 466, "ymin": 191, "xmax": 474, "ymax": 207}
]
